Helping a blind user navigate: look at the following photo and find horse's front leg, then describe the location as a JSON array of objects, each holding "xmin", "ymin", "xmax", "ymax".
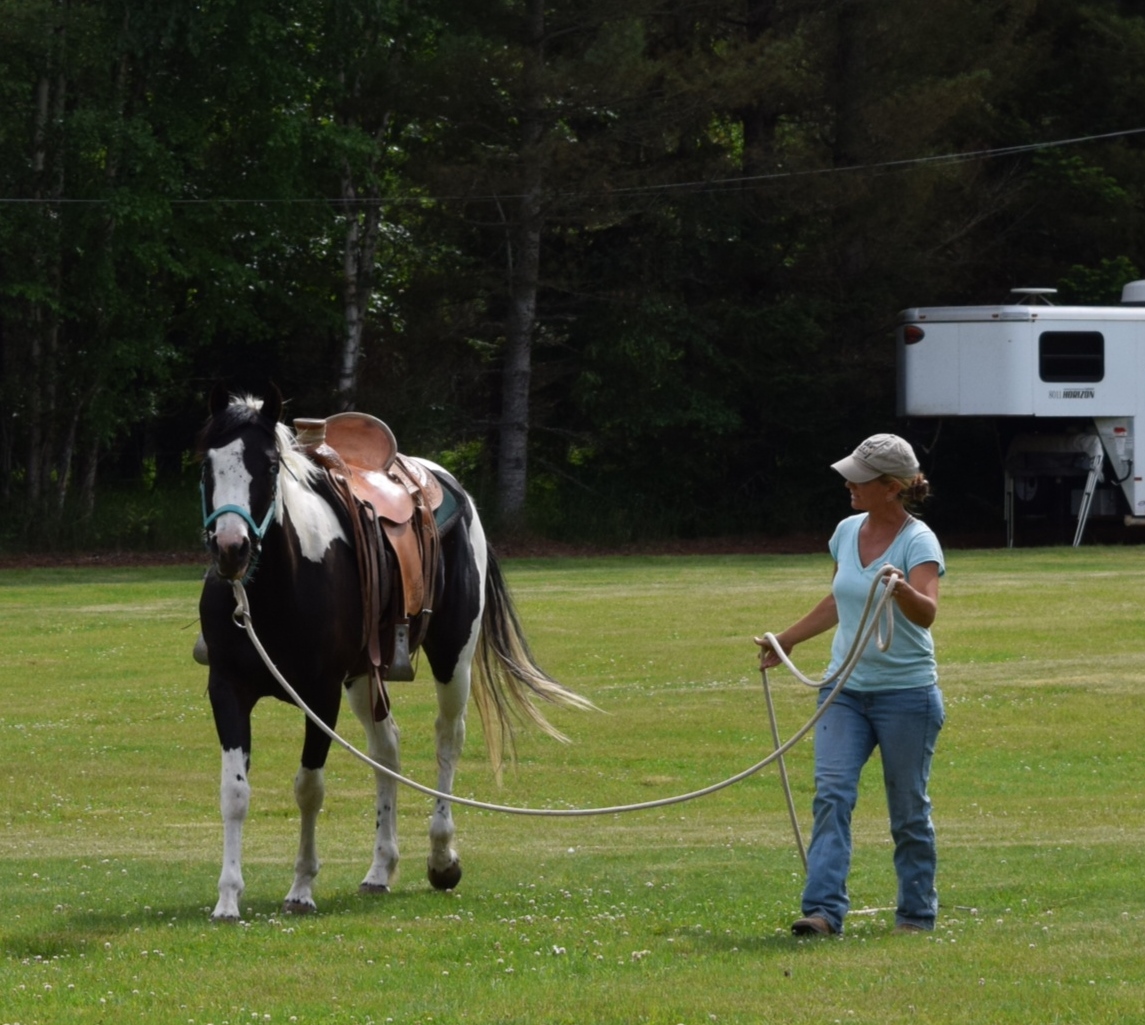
[
  {"xmin": 209, "ymin": 674, "xmax": 254, "ymax": 922},
  {"xmin": 214, "ymin": 745, "xmax": 250, "ymax": 921},
  {"xmin": 282, "ymin": 765, "xmax": 324, "ymax": 914},
  {"xmin": 427, "ymin": 675, "xmax": 469, "ymax": 890},
  {"xmin": 345, "ymin": 675, "xmax": 401, "ymax": 892}
]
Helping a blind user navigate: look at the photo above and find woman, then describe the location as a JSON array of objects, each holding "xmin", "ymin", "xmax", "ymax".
[{"xmin": 756, "ymin": 433, "xmax": 945, "ymax": 937}]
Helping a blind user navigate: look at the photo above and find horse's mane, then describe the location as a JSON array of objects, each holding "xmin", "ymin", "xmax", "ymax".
[
  {"xmin": 276, "ymin": 421, "xmax": 321, "ymax": 487},
  {"xmin": 196, "ymin": 395, "xmax": 269, "ymax": 456},
  {"xmin": 198, "ymin": 394, "xmax": 321, "ymax": 487}
]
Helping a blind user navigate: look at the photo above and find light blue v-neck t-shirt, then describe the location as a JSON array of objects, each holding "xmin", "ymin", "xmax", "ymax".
[{"xmin": 824, "ymin": 514, "xmax": 945, "ymax": 691}]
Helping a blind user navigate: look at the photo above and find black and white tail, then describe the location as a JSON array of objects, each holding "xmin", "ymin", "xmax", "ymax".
[{"xmin": 470, "ymin": 549, "xmax": 598, "ymax": 775}]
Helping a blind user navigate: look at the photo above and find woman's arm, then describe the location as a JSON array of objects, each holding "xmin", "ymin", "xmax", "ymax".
[
  {"xmin": 890, "ymin": 560, "xmax": 940, "ymax": 628},
  {"xmin": 754, "ymin": 569, "xmax": 840, "ymax": 670}
]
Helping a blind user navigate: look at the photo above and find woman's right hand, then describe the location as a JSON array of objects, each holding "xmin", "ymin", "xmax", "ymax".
[{"xmin": 753, "ymin": 634, "xmax": 785, "ymax": 671}]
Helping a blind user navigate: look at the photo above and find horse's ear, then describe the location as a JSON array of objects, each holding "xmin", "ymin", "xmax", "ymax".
[
  {"xmin": 263, "ymin": 383, "xmax": 284, "ymax": 424},
  {"xmin": 208, "ymin": 382, "xmax": 231, "ymax": 417}
]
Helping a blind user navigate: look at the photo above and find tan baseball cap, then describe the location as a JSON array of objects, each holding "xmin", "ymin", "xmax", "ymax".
[{"xmin": 831, "ymin": 434, "xmax": 920, "ymax": 483}]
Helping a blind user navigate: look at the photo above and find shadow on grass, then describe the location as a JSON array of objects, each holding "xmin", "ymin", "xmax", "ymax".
[
  {"xmin": 676, "ymin": 919, "xmax": 907, "ymax": 955},
  {"xmin": 3, "ymin": 884, "xmax": 461, "ymax": 960}
]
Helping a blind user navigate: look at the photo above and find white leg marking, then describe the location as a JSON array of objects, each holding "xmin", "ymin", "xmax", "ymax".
[
  {"xmin": 213, "ymin": 747, "xmax": 250, "ymax": 921},
  {"xmin": 428, "ymin": 645, "xmax": 475, "ymax": 886},
  {"xmin": 426, "ymin": 509, "xmax": 483, "ymax": 887},
  {"xmin": 346, "ymin": 676, "xmax": 401, "ymax": 891},
  {"xmin": 283, "ymin": 766, "xmax": 325, "ymax": 913}
]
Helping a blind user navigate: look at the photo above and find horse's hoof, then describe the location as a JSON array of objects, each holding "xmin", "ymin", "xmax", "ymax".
[
  {"xmin": 358, "ymin": 882, "xmax": 391, "ymax": 895},
  {"xmin": 427, "ymin": 858, "xmax": 462, "ymax": 891},
  {"xmin": 211, "ymin": 897, "xmax": 242, "ymax": 922},
  {"xmin": 282, "ymin": 899, "xmax": 317, "ymax": 915}
]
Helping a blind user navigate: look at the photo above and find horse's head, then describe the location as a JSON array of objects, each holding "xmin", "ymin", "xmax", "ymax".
[{"xmin": 198, "ymin": 385, "xmax": 285, "ymax": 582}]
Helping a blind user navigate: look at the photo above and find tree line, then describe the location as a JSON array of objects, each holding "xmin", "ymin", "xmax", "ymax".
[{"xmin": 3, "ymin": 0, "xmax": 1145, "ymax": 551}]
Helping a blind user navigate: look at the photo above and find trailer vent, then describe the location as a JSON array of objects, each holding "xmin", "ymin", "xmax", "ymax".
[
  {"xmin": 1038, "ymin": 331, "xmax": 1104, "ymax": 383},
  {"xmin": 1121, "ymin": 280, "xmax": 1145, "ymax": 305}
]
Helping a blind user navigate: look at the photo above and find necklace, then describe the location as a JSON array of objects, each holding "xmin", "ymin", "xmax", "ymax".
[{"xmin": 859, "ymin": 512, "xmax": 914, "ymax": 567}]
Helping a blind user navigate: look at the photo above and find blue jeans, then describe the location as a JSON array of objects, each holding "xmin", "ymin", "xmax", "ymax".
[{"xmin": 801, "ymin": 685, "xmax": 944, "ymax": 933}]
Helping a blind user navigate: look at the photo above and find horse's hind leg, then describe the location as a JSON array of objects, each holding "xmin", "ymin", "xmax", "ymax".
[
  {"xmin": 282, "ymin": 710, "xmax": 337, "ymax": 914},
  {"xmin": 421, "ymin": 506, "xmax": 483, "ymax": 892},
  {"xmin": 282, "ymin": 765, "xmax": 325, "ymax": 914},
  {"xmin": 345, "ymin": 675, "xmax": 401, "ymax": 892},
  {"xmin": 427, "ymin": 671, "xmax": 470, "ymax": 890}
]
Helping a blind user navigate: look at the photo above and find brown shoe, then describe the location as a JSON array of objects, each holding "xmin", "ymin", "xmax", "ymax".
[
  {"xmin": 893, "ymin": 923, "xmax": 925, "ymax": 935},
  {"xmin": 791, "ymin": 915, "xmax": 835, "ymax": 936}
]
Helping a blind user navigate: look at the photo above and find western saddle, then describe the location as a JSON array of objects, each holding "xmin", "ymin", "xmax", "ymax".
[{"xmin": 294, "ymin": 413, "xmax": 448, "ymax": 719}]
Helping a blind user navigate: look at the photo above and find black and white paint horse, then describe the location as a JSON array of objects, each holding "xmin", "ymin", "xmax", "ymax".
[{"xmin": 197, "ymin": 389, "xmax": 589, "ymax": 921}]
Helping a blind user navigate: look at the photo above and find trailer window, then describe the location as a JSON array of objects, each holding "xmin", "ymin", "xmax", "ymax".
[{"xmin": 1039, "ymin": 332, "xmax": 1104, "ymax": 382}]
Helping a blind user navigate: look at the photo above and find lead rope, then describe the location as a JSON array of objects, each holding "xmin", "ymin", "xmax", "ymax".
[
  {"xmin": 757, "ymin": 564, "xmax": 900, "ymax": 870},
  {"xmin": 229, "ymin": 566, "xmax": 900, "ymax": 821}
]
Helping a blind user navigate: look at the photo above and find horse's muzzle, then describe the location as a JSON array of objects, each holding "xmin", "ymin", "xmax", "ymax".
[{"xmin": 208, "ymin": 520, "xmax": 252, "ymax": 581}]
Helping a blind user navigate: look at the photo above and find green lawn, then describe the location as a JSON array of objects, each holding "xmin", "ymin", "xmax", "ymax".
[{"xmin": 1, "ymin": 548, "xmax": 1143, "ymax": 1023}]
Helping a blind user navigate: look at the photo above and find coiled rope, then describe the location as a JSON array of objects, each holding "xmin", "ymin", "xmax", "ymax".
[{"xmin": 229, "ymin": 566, "xmax": 900, "ymax": 820}]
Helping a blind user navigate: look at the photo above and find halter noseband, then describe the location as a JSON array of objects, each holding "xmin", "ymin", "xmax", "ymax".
[{"xmin": 201, "ymin": 490, "xmax": 277, "ymax": 540}]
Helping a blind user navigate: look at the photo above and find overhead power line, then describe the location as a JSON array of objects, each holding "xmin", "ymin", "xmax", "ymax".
[
  {"xmin": 613, "ymin": 127, "xmax": 1145, "ymax": 196},
  {"xmin": 2, "ymin": 126, "xmax": 1143, "ymax": 207}
]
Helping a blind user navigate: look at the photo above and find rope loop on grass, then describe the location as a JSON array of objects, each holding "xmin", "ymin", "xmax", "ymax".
[{"xmin": 229, "ymin": 566, "xmax": 900, "ymax": 818}]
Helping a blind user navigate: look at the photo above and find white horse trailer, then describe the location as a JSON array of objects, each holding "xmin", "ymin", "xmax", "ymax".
[{"xmin": 897, "ymin": 283, "xmax": 1145, "ymax": 546}]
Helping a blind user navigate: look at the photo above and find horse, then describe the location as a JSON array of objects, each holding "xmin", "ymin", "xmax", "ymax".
[{"xmin": 196, "ymin": 387, "xmax": 591, "ymax": 921}]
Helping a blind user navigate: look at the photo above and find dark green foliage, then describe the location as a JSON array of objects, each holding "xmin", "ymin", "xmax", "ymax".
[{"xmin": 3, "ymin": 0, "xmax": 1145, "ymax": 550}]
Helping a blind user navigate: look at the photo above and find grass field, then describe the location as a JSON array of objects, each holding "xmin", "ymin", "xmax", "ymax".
[{"xmin": 1, "ymin": 547, "xmax": 1144, "ymax": 1024}]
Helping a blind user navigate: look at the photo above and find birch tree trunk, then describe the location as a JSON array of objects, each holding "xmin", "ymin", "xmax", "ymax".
[
  {"xmin": 335, "ymin": 187, "xmax": 375, "ymax": 412},
  {"xmin": 334, "ymin": 80, "xmax": 391, "ymax": 412}
]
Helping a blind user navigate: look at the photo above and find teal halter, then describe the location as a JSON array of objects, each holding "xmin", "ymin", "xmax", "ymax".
[{"xmin": 201, "ymin": 486, "xmax": 277, "ymax": 540}]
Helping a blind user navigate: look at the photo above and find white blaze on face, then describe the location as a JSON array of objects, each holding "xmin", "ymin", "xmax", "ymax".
[{"xmin": 208, "ymin": 439, "xmax": 254, "ymax": 547}]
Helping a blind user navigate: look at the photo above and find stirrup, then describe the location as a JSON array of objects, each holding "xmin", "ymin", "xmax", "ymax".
[
  {"xmin": 388, "ymin": 621, "xmax": 414, "ymax": 682},
  {"xmin": 192, "ymin": 632, "xmax": 210, "ymax": 666}
]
